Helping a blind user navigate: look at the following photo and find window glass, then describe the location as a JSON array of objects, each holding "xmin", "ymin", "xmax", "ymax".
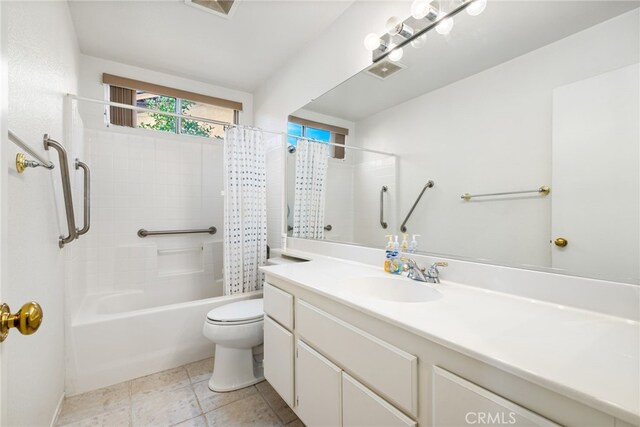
[
  {"xmin": 305, "ymin": 126, "xmax": 331, "ymax": 142},
  {"xmin": 288, "ymin": 122, "xmax": 303, "ymax": 147},
  {"xmin": 181, "ymin": 99, "xmax": 233, "ymax": 139},
  {"xmin": 136, "ymin": 91, "xmax": 177, "ymax": 134}
]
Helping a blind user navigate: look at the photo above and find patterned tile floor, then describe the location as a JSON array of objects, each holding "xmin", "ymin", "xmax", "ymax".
[{"xmin": 56, "ymin": 358, "xmax": 304, "ymax": 427}]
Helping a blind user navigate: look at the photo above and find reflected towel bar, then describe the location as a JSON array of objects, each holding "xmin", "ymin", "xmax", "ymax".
[
  {"xmin": 462, "ymin": 186, "xmax": 550, "ymax": 201},
  {"xmin": 138, "ymin": 227, "xmax": 217, "ymax": 238},
  {"xmin": 400, "ymin": 181, "xmax": 434, "ymax": 233}
]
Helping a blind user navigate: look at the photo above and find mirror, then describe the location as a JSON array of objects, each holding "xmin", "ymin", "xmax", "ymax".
[{"xmin": 288, "ymin": 1, "xmax": 640, "ymax": 284}]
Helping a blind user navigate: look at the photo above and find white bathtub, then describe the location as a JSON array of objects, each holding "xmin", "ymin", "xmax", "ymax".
[{"xmin": 65, "ymin": 287, "xmax": 262, "ymax": 395}]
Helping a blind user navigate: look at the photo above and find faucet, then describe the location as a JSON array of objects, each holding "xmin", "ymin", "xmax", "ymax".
[{"xmin": 403, "ymin": 259, "xmax": 448, "ymax": 283}]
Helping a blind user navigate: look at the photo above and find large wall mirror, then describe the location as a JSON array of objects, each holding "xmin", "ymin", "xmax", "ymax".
[{"xmin": 287, "ymin": 1, "xmax": 639, "ymax": 285}]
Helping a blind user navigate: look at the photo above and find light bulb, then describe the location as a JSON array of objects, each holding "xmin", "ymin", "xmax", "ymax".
[
  {"xmin": 364, "ymin": 33, "xmax": 382, "ymax": 51},
  {"xmin": 411, "ymin": 0, "xmax": 438, "ymax": 21},
  {"xmin": 436, "ymin": 16, "xmax": 454, "ymax": 35},
  {"xmin": 411, "ymin": 0, "xmax": 429, "ymax": 19},
  {"xmin": 389, "ymin": 48, "xmax": 404, "ymax": 61},
  {"xmin": 385, "ymin": 16, "xmax": 402, "ymax": 35},
  {"xmin": 410, "ymin": 34, "xmax": 427, "ymax": 49},
  {"xmin": 466, "ymin": 0, "xmax": 487, "ymax": 16}
]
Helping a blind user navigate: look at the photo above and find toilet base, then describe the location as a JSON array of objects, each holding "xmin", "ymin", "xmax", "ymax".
[{"xmin": 209, "ymin": 346, "xmax": 264, "ymax": 392}]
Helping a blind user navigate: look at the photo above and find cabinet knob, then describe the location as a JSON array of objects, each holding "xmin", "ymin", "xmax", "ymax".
[
  {"xmin": 0, "ymin": 302, "xmax": 43, "ymax": 342},
  {"xmin": 553, "ymin": 237, "xmax": 568, "ymax": 248}
]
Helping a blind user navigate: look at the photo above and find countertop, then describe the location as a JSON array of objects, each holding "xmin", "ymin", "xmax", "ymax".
[{"xmin": 261, "ymin": 251, "xmax": 640, "ymax": 424}]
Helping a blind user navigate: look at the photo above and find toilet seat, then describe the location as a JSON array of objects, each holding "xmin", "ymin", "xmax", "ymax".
[{"xmin": 206, "ymin": 299, "xmax": 263, "ymax": 325}]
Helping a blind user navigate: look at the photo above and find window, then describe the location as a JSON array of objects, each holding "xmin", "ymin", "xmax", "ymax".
[
  {"xmin": 287, "ymin": 116, "xmax": 349, "ymax": 159},
  {"xmin": 103, "ymin": 74, "xmax": 242, "ymax": 139}
]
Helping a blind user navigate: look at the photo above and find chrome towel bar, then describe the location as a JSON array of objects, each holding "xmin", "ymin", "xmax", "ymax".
[
  {"xmin": 462, "ymin": 185, "xmax": 550, "ymax": 201},
  {"xmin": 138, "ymin": 227, "xmax": 217, "ymax": 238},
  {"xmin": 400, "ymin": 181, "xmax": 434, "ymax": 233},
  {"xmin": 8, "ymin": 130, "xmax": 55, "ymax": 170}
]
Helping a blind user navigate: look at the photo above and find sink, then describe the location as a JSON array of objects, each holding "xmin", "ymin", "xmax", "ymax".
[{"xmin": 346, "ymin": 276, "xmax": 442, "ymax": 303}]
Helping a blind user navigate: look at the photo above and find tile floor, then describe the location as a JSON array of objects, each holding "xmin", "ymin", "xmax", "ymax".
[{"xmin": 56, "ymin": 358, "xmax": 304, "ymax": 427}]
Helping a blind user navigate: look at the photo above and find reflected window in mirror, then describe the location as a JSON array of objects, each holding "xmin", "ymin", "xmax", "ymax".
[{"xmin": 288, "ymin": 115, "xmax": 349, "ymax": 159}]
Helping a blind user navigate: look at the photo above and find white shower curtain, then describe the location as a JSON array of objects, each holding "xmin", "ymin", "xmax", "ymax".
[
  {"xmin": 223, "ymin": 127, "xmax": 268, "ymax": 295},
  {"xmin": 293, "ymin": 138, "xmax": 329, "ymax": 239}
]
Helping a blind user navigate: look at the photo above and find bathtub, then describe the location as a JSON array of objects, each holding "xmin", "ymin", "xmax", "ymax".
[{"xmin": 65, "ymin": 288, "xmax": 263, "ymax": 395}]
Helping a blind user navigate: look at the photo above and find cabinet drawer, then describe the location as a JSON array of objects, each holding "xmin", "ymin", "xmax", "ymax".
[
  {"xmin": 296, "ymin": 300, "xmax": 418, "ymax": 416},
  {"xmin": 343, "ymin": 373, "xmax": 416, "ymax": 427},
  {"xmin": 264, "ymin": 282, "xmax": 294, "ymax": 330},
  {"xmin": 433, "ymin": 367, "xmax": 560, "ymax": 426},
  {"xmin": 264, "ymin": 315, "xmax": 294, "ymax": 407}
]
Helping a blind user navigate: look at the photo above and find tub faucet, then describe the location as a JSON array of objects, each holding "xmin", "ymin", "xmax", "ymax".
[{"xmin": 403, "ymin": 259, "xmax": 448, "ymax": 284}]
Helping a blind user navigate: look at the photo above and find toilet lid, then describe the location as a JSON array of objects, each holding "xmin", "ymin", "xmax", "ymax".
[{"xmin": 206, "ymin": 299, "xmax": 263, "ymax": 323}]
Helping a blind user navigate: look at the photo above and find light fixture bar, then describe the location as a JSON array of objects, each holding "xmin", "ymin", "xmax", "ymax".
[{"xmin": 372, "ymin": 0, "xmax": 479, "ymax": 63}]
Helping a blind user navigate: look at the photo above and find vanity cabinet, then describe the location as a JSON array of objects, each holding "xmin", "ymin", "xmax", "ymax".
[{"xmin": 263, "ymin": 278, "xmax": 629, "ymax": 427}]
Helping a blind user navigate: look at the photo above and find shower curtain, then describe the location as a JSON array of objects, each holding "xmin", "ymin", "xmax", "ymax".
[
  {"xmin": 223, "ymin": 127, "xmax": 268, "ymax": 295},
  {"xmin": 293, "ymin": 138, "xmax": 329, "ymax": 239}
]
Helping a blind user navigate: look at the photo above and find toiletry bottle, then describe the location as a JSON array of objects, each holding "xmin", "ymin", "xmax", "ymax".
[
  {"xmin": 401, "ymin": 234, "xmax": 409, "ymax": 252},
  {"xmin": 393, "ymin": 235, "xmax": 400, "ymax": 250},
  {"xmin": 384, "ymin": 235, "xmax": 394, "ymax": 272},
  {"xmin": 409, "ymin": 235, "xmax": 420, "ymax": 253}
]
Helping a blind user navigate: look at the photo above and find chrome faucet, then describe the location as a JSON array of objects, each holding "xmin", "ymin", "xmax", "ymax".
[{"xmin": 403, "ymin": 259, "xmax": 448, "ymax": 283}]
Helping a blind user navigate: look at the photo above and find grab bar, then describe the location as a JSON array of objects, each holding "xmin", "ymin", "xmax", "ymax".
[
  {"xmin": 400, "ymin": 180, "xmax": 434, "ymax": 233},
  {"xmin": 138, "ymin": 227, "xmax": 217, "ymax": 238},
  {"xmin": 44, "ymin": 135, "xmax": 77, "ymax": 247},
  {"xmin": 8, "ymin": 130, "xmax": 55, "ymax": 170},
  {"xmin": 380, "ymin": 185, "xmax": 388, "ymax": 229},
  {"xmin": 462, "ymin": 185, "xmax": 550, "ymax": 201},
  {"xmin": 75, "ymin": 159, "xmax": 90, "ymax": 236}
]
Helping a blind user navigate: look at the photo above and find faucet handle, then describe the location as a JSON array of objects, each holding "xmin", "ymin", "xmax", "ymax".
[{"xmin": 432, "ymin": 262, "xmax": 448, "ymax": 268}]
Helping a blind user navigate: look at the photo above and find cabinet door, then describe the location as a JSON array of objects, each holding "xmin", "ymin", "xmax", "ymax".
[
  {"xmin": 296, "ymin": 340, "xmax": 342, "ymax": 427},
  {"xmin": 342, "ymin": 373, "xmax": 416, "ymax": 427},
  {"xmin": 433, "ymin": 367, "xmax": 559, "ymax": 426},
  {"xmin": 264, "ymin": 315, "xmax": 294, "ymax": 406}
]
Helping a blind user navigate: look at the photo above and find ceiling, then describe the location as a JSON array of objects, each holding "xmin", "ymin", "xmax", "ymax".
[
  {"xmin": 302, "ymin": 1, "xmax": 640, "ymax": 121},
  {"xmin": 67, "ymin": 0, "xmax": 354, "ymax": 92}
]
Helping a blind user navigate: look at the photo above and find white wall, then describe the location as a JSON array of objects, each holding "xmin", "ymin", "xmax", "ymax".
[
  {"xmin": 77, "ymin": 54, "xmax": 254, "ymax": 129},
  {"xmin": 352, "ymin": 10, "xmax": 639, "ymax": 268},
  {"xmin": 3, "ymin": 1, "xmax": 80, "ymax": 425}
]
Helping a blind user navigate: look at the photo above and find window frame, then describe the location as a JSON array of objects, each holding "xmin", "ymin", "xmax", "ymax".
[{"xmin": 287, "ymin": 116, "xmax": 349, "ymax": 160}]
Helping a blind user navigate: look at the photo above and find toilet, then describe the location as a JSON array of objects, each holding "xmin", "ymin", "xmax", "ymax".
[{"xmin": 202, "ymin": 298, "xmax": 265, "ymax": 392}]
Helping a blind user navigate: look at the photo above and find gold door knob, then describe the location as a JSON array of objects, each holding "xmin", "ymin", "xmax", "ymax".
[
  {"xmin": 554, "ymin": 237, "xmax": 568, "ymax": 247},
  {"xmin": 0, "ymin": 302, "xmax": 43, "ymax": 342}
]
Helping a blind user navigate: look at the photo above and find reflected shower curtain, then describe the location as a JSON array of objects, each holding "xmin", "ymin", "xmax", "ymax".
[
  {"xmin": 223, "ymin": 127, "xmax": 268, "ymax": 295},
  {"xmin": 293, "ymin": 139, "xmax": 329, "ymax": 239}
]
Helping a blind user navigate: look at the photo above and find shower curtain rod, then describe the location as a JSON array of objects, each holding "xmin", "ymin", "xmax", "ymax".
[{"xmin": 68, "ymin": 95, "xmax": 395, "ymax": 157}]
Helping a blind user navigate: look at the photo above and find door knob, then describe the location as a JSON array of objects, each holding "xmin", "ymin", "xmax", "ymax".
[
  {"xmin": 554, "ymin": 237, "xmax": 568, "ymax": 247},
  {"xmin": 0, "ymin": 301, "xmax": 43, "ymax": 342}
]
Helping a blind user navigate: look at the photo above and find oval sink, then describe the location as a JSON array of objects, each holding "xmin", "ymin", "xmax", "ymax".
[{"xmin": 346, "ymin": 276, "xmax": 442, "ymax": 303}]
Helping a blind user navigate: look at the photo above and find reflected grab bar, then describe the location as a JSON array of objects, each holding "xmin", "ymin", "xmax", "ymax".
[
  {"xmin": 380, "ymin": 185, "xmax": 388, "ymax": 229},
  {"xmin": 400, "ymin": 180, "xmax": 434, "ymax": 233},
  {"xmin": 44, "ymin": 135, "xmax": 77, "ymax": 248},
  {"xmin": 75, "ymin": 159, "xmax": 90, "ymax": 236},
  {"xmin": 138, "ymin": 227, "xmax": 217, "ymax": 238}
]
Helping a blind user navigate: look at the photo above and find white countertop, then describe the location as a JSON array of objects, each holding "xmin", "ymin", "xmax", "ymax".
[{"xmin": 261, "ymin": 251, "xmax": 640, "ymax": 424}]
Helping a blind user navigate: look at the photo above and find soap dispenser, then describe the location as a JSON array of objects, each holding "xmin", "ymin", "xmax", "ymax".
[
  {"xmin": 384, "ymin": 235, "xmax": 394, "ymax": 272},
  {"xmin": 401, "ymin": 234, "xmax": 409, "ymax": 252},
  {"xmin": 409, "ymin": 235, "xmax": 420, "ymax": 253}
]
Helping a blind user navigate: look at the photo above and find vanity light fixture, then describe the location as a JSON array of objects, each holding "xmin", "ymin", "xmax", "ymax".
[{"xmin": 366, "ymin": 0, "xmax": 487, "ymax": 62}]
